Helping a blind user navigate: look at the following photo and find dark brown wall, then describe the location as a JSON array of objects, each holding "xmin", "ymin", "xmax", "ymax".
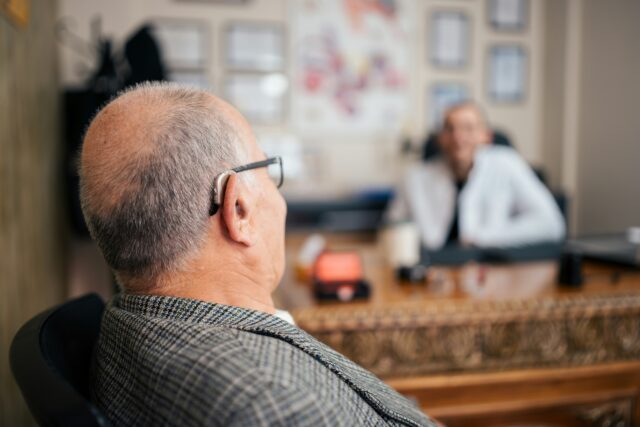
[{"xmin": 0, "ymin": 0, "xmax": 67, "ymax": 425}]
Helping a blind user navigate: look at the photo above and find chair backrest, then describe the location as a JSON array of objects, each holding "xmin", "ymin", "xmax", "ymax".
[
  {"xmin": 10, "ymin": 293, "xmax": 110, "ymax": 427},
  {"xmin": 422, "ymin": 129, "xmax": 513, "ymax": 161}
]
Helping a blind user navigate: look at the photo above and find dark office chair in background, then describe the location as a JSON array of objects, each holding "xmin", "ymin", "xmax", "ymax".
[
  {"xmin": 422, "ymin": 129, "xmax": 514, "ymax": 161},
  {"xmin": 422, "ymin": 129, "xmax": 547, "ymax": 183},
  {"xmin": 10, "ymin": 294, "xmax": 110, "ymax": 427}
]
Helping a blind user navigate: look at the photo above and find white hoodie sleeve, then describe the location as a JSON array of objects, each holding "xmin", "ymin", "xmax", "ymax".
[
  {"xmin": 386, "ymin": 163, "xmax": 456, "ymax": 249},
  {"xmin": 385, "ymin": 175, "xmax": 411, "ymax": 225},
  {"xmin": 470, "ymin": 150, "xmax": 566, "ymax": 247}
]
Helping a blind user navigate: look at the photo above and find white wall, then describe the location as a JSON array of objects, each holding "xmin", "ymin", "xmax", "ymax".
[
  {"xmin": 58, "ymin": 0, "xmax": 287, "ymax": 88},
  {"xmin": 540, "ymin": 0, "xmax": 640, "ymax": 235},
  {"xmin": 574, "ymin": 0, "xmax": 640, "ymax": 233},
  {"xmin": 58, "ymin": 0, "xmax": 547, "ymax": 197}
]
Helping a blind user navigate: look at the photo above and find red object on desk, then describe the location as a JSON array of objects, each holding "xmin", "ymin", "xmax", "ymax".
[
  {"xmin": 314, "ymin": 252, "xmax": 363, "ymax": 282},
  {"xmin": 313, "ymin": 251, "xmax": 370, "ymax": 301}
]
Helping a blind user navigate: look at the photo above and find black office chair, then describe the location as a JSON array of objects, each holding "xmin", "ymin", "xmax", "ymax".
[
  {"xmin": 10, "ymin": 294, "xmax": 110, "ymax": 427},
  {"xmin": 422, "ymin": 129, "xmax": 514, "ymax": 161}
]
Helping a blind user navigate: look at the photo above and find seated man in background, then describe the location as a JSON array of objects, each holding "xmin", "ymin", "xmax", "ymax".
[
  {"xmin": 387, "ymin": 101, "xmax": 565, "ymax": 249},
  {"xmin": 80, "ymin": 83, "xmax": 436, "ymax": 426}
]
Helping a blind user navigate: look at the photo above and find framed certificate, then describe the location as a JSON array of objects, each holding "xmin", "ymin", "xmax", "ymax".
[
  {"xmin": 224, "ymin": 22, "xmax": 285, "ymax": 71},
  {"xmin": 151, "ymin": 19, "xmax": 209, "ymax": 70},
  {"xmin": 224, "ymin": 73, "xmax": 288, "ymax": 125},
  {"xmin": 488, "ymin": 0, "xmax": 529, "ymax": 32},
  {"xmin": 429, "ymin": 82, "xmax": 469, "ymax": 128},
  {"xmin": 487, "ymin": 44, "xmax": 527, "ymax": 103},
  {"xmin": 430, "ymin": 10, "xmax": 470, "ymax": 69}
]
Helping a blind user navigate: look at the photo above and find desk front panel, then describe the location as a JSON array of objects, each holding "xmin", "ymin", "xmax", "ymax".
[
  {"xmin": 276, "ymin": 233, "xmax": 640, "ymax": 425},
  {"xmin": 277, "ymin": 233, "xmax": 640, "ymax": 377}
]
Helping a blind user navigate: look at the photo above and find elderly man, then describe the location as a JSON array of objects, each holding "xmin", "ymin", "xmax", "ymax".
[
  {"xmin": 388, "ymin": 102, "xmax": 565, "ymax": 249},
  {"xmin": 80, "ymin": 83, "xmax": 435, "ymax": 426}
]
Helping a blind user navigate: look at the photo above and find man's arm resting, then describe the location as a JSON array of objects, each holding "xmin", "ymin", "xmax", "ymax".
[{"xmin": 471, "ymin": 154, "xmax": 566, "ymax": 247}]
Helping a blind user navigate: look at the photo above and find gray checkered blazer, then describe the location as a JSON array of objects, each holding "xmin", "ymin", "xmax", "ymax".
[{"xmin": 91, "ymin": 294, "xmax": 436, "ymax": 426}]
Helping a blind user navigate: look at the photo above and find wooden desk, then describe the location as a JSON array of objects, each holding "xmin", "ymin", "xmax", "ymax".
[{"xmin": 275, "ymin": 233, "xmax": 640, "ymax": 426}]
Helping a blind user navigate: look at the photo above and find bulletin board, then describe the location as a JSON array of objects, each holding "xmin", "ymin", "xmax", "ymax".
[{"xmin": 290, "ymin": 0, "xmax": 414, "ymax": 134}]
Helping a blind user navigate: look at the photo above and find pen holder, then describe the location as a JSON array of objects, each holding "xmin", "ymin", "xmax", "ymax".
[
  {"xmin": 558, "ymin": 251, "xmax": 583, "ymax": 287},
  {"xmin": 396, "ymin": 264, "xmax": 428, "ymax": 283}
]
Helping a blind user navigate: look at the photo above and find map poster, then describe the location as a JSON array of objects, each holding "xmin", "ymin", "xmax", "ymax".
[{"xmin": 291, "ymin": 0, "xmax": 414, "ymax": 134}]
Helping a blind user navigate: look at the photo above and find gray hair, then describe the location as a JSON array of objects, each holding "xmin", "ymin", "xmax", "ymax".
[{"xmin": 79, "ymin": 83, "xmax": 247, "ymax": 286}]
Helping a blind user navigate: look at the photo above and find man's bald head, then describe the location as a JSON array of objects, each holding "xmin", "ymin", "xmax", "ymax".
[
  {"xmin": 80, "ymin": 83, "xmax": 251, "ymax": 287},
  {"xmin": 441, "ymin": 101, "xmax": 489, "ymax": 131},
  {"xmin": 437, "ymin": 101, "xmax": 492, "ymax": 180}
]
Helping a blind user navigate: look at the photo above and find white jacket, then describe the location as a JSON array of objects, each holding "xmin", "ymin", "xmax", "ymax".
[{"xmin": 387, "ymin": 146, "xmax": 566, "ymax": 249}]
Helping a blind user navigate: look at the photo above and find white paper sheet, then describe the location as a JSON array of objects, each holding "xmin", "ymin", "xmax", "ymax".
[
  {"xmin": 431, "ymin": 12, "xmax": 468, "ymax": 68},
  {"xmin": 489, "ymin": 45, "xmax": 526, "ymax": 102}
]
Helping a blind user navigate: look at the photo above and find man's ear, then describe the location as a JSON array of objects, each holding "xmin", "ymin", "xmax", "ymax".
[{"xmin": 220, "ymin": 174, "xmax": 254, "ymax": 246}]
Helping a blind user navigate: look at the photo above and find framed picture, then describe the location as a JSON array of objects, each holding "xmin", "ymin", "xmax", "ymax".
[
  {"xmin": 430, "ymin": 10, "xmax": 470, "ymax": 69},
  {"xmin": 151, "ymin": 19, "xmax": 209, "ymax": 70},
  {"xmin": 224, "ymin": 22, "xmax": 285, "ymax": 71},
  {"xmin": 428, "ymin": 82, "xmax": 470, "ymax": 129},
  {"xmin": 488, "ymin": 0, "xmax": 529, "ymax": 31},
  {"xmin": 487, "ymin": 44, "xmax": 527, "ymax": 103},
  {"xmin": 224, "ymin": 73, "xmax": 288, "ymax": 125}
]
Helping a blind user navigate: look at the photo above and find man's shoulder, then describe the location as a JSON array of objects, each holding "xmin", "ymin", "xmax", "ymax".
[
  {"xmin": 480, "ymin": 145, "xmax": 523, "ymax": 164},
  {"xmin": 406, "ymin": 157, "xmax": 450, "ymax": 179},
  {"xmin": 94, "ymin": 299, "xmax": 434, "ymax": 426},
  {"xmin": 94, "ymin": 303, "xmax": 333, "ymax": 424},
  {"xmin": 476, "ymin": 145, "xmax": 530, "ymax": 175},
  {"xmin": 99, "ymin": 300, "xmax": 296, "ymax": 374}
]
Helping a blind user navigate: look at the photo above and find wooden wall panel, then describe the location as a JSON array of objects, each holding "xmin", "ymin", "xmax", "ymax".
[{"xmin": 0, "ymin": 0, "xmax": 67, "ymax": 425}]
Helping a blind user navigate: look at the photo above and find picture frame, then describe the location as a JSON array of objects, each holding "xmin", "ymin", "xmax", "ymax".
[
  {"xmin": 224, "ymin": 22, "xmax": 285, "ymax": 71},
  {"xmin": 428, "ymin": 82, "xmax": 470, "ymax": 129},
  {"xmin": 488, "ymin": 0, "xmax": 529, "ymax": 32},
  {"xmin": 151, "ymin": 19, "xmax": 209, "ymax": 70},
  {"xmin": 224, "ymin": 73, "xmax": 288, "ymax": 125},
  {"xmin": 487, "ymin": 44, "xmax": 527, "ymax": 103},
  {"xmin": 429, "ymin": 10, "xmax": 470, "ymax": 69}
]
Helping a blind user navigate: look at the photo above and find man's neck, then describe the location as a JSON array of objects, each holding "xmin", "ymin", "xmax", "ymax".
[
  {"xmin": 450, "ymin": 161, "xmax": 473, "ymax": 182},
  {"xmin": 131, "ymin": 258, "xmax": 278, "ymax": 315}
]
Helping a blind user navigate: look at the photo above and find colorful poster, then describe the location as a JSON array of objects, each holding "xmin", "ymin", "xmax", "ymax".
[{"xmin": 291, "ymin": 0, "xmax": 414, "ymax": 133}]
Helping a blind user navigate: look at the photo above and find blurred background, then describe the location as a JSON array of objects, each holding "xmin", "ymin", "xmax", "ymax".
[{"xmin": 2, "ymin": 0, "xmax": 639, "ymax": 424}]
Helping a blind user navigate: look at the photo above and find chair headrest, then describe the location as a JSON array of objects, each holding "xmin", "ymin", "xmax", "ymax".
[{"xmin": 10, "ymin": 293, "xmax": 109, "ymax": 427}]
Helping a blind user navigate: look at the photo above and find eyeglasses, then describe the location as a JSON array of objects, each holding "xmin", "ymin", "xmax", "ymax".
[{"xmin": 209, "ymin": 156, "xmax": 283, "ymax": 216}]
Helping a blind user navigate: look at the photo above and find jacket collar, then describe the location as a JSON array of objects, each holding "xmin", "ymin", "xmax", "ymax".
[{"xmin": 114, "ymin": 293, "xmax": 431, "ymax": 427}]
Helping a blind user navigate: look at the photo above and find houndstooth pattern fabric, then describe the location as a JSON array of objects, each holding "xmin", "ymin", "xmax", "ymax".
[{"xmin": 91, "ymin": 294, "xmax": 436, "ymax": 426}]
